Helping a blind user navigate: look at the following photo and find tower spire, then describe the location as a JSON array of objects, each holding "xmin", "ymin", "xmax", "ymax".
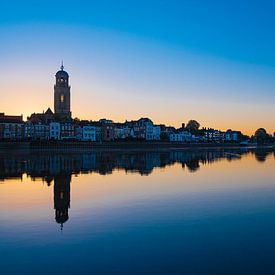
[{"xmin": 61, "ymin": 61, "xmax": 64, "ymax": 71}]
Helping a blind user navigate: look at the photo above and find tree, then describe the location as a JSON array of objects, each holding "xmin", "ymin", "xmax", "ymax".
[
  {"xmin": 73, "ymin": 117, "xmax": 81, "ymax": 124},
  {"xmin": 254, "ymin": 128, "xmax": 268, "ymax": 144},
  {"xmin": 186, "ymin": 120, "xmax": 200, "ymax": 134}
]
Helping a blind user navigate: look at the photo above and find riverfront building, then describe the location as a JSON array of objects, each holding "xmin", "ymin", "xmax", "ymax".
[{"xmin": 54, "ymin": 63, "xmax": 71, "ymax": 120}]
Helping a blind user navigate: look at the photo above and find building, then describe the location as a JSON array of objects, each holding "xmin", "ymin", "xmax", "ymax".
[
  {"xmin": 0, "ymin": 113, "xmax": 24, "ymax": 140},
  {"xmin": 24, "ymin": 121, "xmax": 49, "ymax": 140},
  {"xmin": 24, "ymin": 121, "xmax": 34, "ymax": 140},
  {"xmin": 120, "ymin": 118, "xmax": 161, "ymax": 141},
  {"xmin": 74, "ymin": 125, "xmax": 83, "ymax": 141},
  {"xmin": 128, "ymin": 118, "xmax": 149, "ymax": 139},
  {"xmin": 114, "ymin": 125, "xmax": 132, "ymax": 140},
  {"xmin": 204, "ymin": 128, "xmax": 225, "ymax": 142},
  {"xmin": 95, "ymin": 125, "xmax": 102, "ymax": 141},
  {"xmin": 137, "ymin": 118, "xmax": 151, "ymax": 139},
  {"xmin": 50, "ymin": 122, "xmax": 60, "ymax": 140},
  {"xmin": 54, "ymin": 63, "xmax": 71, "ymax": 119},
  {"xmin": 130, "ymin": 125, "xmax": 145, "ymax": 139},
  {"xmin": 99, "ymin": 119, "xmax": 113, "ymax": 124},
  {"xmin": 159, "ymin": 125, "xmax": 176, "ymax": 141},
  {"xmin": 82, "ymin": 125, "xmax": 96, "ymax": 141},
  {"xmin": 101, "ymin": 123, "xmax": 115, "ymax": 141},
  {"xmin": 27, "ymin": 108, "xmax": 54, "ymax": 124},
  {"xmin": 60, "ymin": 123, "xmax": 75, "ymax": 140},
  {"xmin": 114, "ymin": 127, "xmax": 125, "ymax": 140},
  {"xmin": 145, "ymin": 124, "xmax": 161, "ymax": 141},
  {"xmin": 170, "ymin": 131, "xmax": 192, "ymax": 142},
  {"xmin": 225, "ymin": 129, "xmax": 241, "ymax": 142},
  {"xmin": 136, "ymin": 118, "xmax": 161, "ymax": 141},
  {"xmin": 33, "ymin": 124, "xmax": 49, "ymax": 140}
]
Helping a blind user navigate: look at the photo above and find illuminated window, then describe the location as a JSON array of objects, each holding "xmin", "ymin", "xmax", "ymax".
[{"xmin": 61, "ymin": 94, "xmax": 64, "ymax": 103}]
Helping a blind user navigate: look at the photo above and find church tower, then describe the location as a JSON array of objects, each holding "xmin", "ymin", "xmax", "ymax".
[{"xmin": 54, "ymin": 63, "xmax": 71, "ymax": 119}]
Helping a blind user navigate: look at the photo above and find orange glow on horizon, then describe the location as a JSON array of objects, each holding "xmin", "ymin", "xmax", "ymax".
[
  {"xmin": 0, "ymin": 107, "xmax": 273, "ymax": 137},
  {"xmin": 1, "ymin": 74, "xmax": 274, "ymax": 137}
]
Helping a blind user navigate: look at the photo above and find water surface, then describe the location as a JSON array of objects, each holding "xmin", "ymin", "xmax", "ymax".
[{"xmin": 1, "ymin": 148, "xmax": 275, "ymax": 274}]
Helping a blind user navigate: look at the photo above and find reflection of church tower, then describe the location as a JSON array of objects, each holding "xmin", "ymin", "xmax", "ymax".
[
  {"xmin": 54, "ymin": 174, "xmax": 71, "ymax": 230},
  {"xmin": 54, "ymin": 62, "xmax": 71, "ymax": 119}
]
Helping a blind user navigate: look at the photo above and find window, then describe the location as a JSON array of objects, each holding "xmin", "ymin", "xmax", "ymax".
[{"xmin": 61, "ymin": 94, "xmax": 64, "ymax": 103}]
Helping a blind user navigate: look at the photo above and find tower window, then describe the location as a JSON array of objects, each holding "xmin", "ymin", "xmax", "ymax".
[{"xmin": 61, "ymin": 94, "xmax": 64, "ymax": 103}]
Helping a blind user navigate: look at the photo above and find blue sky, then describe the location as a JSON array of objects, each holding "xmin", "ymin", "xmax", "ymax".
[{"xmin": 1, "ymin": 0, "xmax": 275, "ymax": 134}]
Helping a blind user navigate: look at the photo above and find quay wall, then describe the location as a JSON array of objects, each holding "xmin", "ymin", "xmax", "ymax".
[{"xmin": 0, "ymin": 141, "xmax": 271, "ymax": 153}]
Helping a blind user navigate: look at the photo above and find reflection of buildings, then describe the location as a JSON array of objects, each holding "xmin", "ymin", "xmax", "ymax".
[
  {"xmin": 54, "ymin": 174, "xmax": 71, "ymax": 230},
  {"xmin": 0, "ymin": 149, "xmax": 274, "ymax": 182},
  {"xmin": 0, "ymin": 148, "xmax": 274, "ymax": 229}
]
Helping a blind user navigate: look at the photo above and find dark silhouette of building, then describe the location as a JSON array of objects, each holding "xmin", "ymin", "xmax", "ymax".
[
  {"xmin": 0, "ymin": 113, "xmax": 24, "ymax": 140},
  {"xmin": 27, "ymin": 108, "xmax": 54, "ymax": 124},
  {"xmin": 54, "ymin": 62, "xmax": 71, "ymax": 119},
  {"xmin": 0, "ymin": 113, "xmax": 23, "ymax": 123},
  {"xmin": 54, "ymin": 174, "xmax": 71, "ymax": 230}
]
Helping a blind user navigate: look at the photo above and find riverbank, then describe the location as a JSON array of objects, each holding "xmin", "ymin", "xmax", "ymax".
[{"xmin": 0, "ymin": 141, "xmax": 274, "ymax": 153}]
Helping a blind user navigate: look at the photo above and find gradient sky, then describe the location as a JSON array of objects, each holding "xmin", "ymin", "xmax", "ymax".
[{"xmin": 1, "ymin": 0, "xmax": 275, "ymax": 135}]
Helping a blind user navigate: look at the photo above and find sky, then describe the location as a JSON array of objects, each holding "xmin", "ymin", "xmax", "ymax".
[{"xmin": 0, "ymin": 0, "xmax": 275, "ymax": 135}]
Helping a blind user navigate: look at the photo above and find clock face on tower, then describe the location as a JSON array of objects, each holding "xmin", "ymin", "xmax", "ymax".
[{"xmin": 54, "ymin": 63, "xmax": 71, "ymax": 119}]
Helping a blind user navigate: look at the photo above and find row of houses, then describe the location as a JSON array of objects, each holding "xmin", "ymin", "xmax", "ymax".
[
  {"xmin": 0, "ymin": 113, "xmax": 162, "ymax": 142},
  {"xmin": 203, "ymin": 128, "xmax": 241, "ymax": 142},
  {"xmin": 168, "ymin": 128, "xmax": 242, "ymax": 143},
  {"xmin": 0, "ymin": 112, "xmax": 243, "ymax": 142},
  {"xmin": 46, "ymin": 118, "xmax": 162, "ymax": 141}
]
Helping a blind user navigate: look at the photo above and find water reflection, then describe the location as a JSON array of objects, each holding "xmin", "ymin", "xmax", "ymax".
[
  {"xmin": 2, "ymin": 148, "xmax": 275, "ymax": 274},
  {"xmin": 0, "ymin": 148, "xmax": 274, "ymax": 230},
  {"xmin": 54, "ymin": 174, "xmax": 71, "ymax": 230},
  {"xmin": 0, "ymin": 148, "xmax": 274, "ymax": 182}
]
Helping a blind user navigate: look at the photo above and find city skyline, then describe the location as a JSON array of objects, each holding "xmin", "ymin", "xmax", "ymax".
[
  {"xmin": 2, "ymin": 2, "xmax": 275, "ymax": 273},
  {"xmin": 1, "ymin": 1, "xmax": 275, "ymax": 135},
  {"xmin": 1, "ymin": 61, "xmax": 273, "ymax": 136}
]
